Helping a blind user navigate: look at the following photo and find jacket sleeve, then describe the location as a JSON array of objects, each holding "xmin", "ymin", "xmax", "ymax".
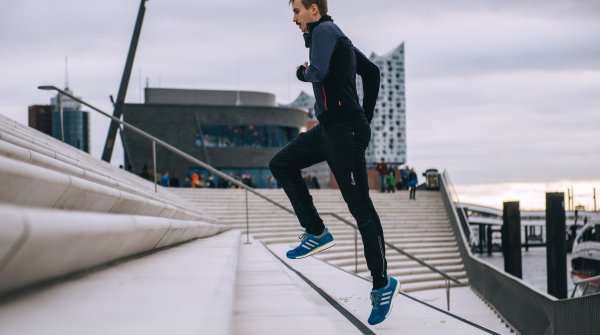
[
  {"xmin": 299, "ymin": 25, "xmax": 338, "ymax": 83},
  {"xmin": 355, "ymin": 48, "xmax": 380, "ymax": 123}
]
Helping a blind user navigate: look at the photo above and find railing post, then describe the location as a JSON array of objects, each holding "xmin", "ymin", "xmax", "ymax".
[
  {"xmin": 446, "ymin": 279, "xmax": 451, "ymax": 311},
  {"xmin": 478, "ymin": 224, "xmax": 484, "ymax": 254},
  {"xmin": 245, "ymin": 188, "xmax": 251, "ymax": 244},
  {"xmin": 582, "ymin": 282, "xmax": 590, "ymax": 296},
  {"xmin": 524, "ymin": 224, "xmax": 530, "ymax": 252},
  {"xmin": 502, "ymin": 201, "xmax": 522, "ymax": 279},
  {"xmin": 486, "ymin": 224, "xmax": 493, "ymax": 256},
  {"xmin": 58, "ymin": 92, "xmax": 65, "ymax": 143},
  {"xmin": 546, "ymin": 192, "xmax": 567, "ymax": 299},
  {"xmin": 354, "ymin": 227, "xmax": 358, "ymax": 274},
  {"xmin": 152, "ymin": 140, "xmax": 157, "ymax": 193},
  {"xmin": 571, "ymin": 282, "xmax": 579, "ymax": 298}
]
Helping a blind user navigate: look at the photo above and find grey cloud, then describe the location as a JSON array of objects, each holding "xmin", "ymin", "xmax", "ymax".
[{"xmin": 1, "ymin": 0, "xmax": 599, "ymax": 185}]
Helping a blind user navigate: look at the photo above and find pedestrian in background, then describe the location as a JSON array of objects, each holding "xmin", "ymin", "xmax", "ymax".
[
  {"xmin": 408, "ymin": 167, "xmax": 418, "ymax": 200},
  {"xmin": 375, "ymin": 158, "xmax": 389, "ymax": 193},
  {"xmin": 161, "ymin": 172, "xmax": 170, "ymax": 187},
  {"xmin": 171, "ymin": 174, "xmax": 180, "ymax": 187}
]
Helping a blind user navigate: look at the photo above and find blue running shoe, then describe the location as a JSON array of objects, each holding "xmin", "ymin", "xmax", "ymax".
[
  {"xmin": 368, "ymin": 276, "xmax": 401, "ymax": 325},
  {"xmin": 286, "ymin": 228, "xmax": 335, "ymax": 259}
]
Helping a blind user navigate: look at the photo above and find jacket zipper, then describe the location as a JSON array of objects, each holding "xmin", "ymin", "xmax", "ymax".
[{"xmin": 321, "ymin": 84, "xmax": 328, "ymax": 111}]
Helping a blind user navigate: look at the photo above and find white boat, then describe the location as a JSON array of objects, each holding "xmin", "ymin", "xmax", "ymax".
[{"xmin": 571, "ymin": 222, "xmax": 600, "ymax": 294}]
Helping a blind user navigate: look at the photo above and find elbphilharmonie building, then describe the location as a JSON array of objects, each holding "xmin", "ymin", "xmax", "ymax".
[{"xmin": 358, "ymin": 43, "xmax": 406, "ymax": 165}]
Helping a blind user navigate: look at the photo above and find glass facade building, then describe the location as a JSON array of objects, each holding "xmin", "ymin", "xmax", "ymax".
[
  {"xmin": 122, "ymin": 88, "xmax": 308, "ymax": 188},
  {"xmin": 28, "ymin": 87, "xmax": 90, "ymax": 154},
  {"xmin": 357, "ymin": 43, "xmax": 407, "ymax": 165},
  {"xmin": 194, "ymin": 125, "xmax": 299, "ymax": 148},
  {"xmin": 51, "ymin": 110, "xmax": 90, "ymax": 153}
]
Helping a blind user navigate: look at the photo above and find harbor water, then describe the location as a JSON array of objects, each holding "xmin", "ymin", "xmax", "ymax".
[{"xmin": 476, "ymin": 248, "xmax": 576, "ymax": 295}]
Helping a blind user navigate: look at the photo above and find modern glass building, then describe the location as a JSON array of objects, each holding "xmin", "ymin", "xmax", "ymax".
[
  {"xmin": 193, "ymin": 125, "xmax": 299, "ymax": 148},
  {"xmin": 122, "ymin": 88, "xmax": 307, "ymax": 188},
  {"xmin": 28, "ymin": 87, "xmax": 90, "ymax": 153},
  {"xmin": 50, "ymin": 110, "xmax": 90, "ymax": 153},
  {"xmin": 357, "ymin": 43, "xmax": 407, "ymax": 166}
]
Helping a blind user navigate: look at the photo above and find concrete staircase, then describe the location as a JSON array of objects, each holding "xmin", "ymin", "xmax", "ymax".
[
  {"xmin": 0, "ymin": 113, "xmax": 506, "ymax": 334},
  {"xmin": 171, "ymin": 188, "xmax": 469, "ymax": 292}
]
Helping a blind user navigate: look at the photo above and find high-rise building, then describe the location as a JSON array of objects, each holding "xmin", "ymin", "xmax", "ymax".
[
  {"xmin": 358, "ymin": 43, "xmax": 406, "ymax": 165},
  {"xmin": 28, "ymin": 105, "xmax": 53, "ymax": 136},
  {"xmin": 28, "ymin": 87, "xmax": 90, "ymax": 153}
]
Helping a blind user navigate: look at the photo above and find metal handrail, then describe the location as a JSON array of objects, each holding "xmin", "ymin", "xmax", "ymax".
[
  {"xmin": 38, "ymin": 84, "xmax": 461, "ymax": 284},
  {"xmin": 570, "ymin": 274, "xmax": 600, "ymax": 298},
  {"xmin": 442, "ymin": 170, "xmax": 475, "ymax": 246}
]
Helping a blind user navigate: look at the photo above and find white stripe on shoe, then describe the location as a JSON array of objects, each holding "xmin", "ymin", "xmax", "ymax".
[
  {"xmin": 301, "ymin": 245, "xmax": 312, "ymax": 250},
  {"xmin": 293, "ymin": 240, "xmax": 336, "ymax": 259},
  {"xmin": 383, "ymin": 278, "xmax": 401, "ymax": 319}
]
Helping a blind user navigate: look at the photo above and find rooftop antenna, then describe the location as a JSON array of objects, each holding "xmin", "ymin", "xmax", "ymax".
[
  {"xmin": 64, "ymin": 56, "xmax": 70, "ymax": 90},
  {"xmin": 235, "ymin": 60, "xmax": 241, "ymax": 106}
]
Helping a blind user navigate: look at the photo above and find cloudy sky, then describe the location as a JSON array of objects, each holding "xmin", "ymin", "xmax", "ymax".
[{"xmin": 1, "ymin": 0, "xmax": 599, "ymax": 208}]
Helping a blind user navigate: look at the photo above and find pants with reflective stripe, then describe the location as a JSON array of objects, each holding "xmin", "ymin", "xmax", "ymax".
[{"xmin": 269, "ymin": 120, "xmax": 388, "ymax": 287}]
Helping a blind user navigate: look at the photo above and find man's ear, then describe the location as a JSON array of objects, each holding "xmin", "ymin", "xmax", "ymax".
[{"xmin": 310, "ymin": 4, "xmax": 319, "ymax": 15}]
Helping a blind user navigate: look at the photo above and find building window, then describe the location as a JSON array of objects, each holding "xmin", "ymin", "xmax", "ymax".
[{"xmin": 194, "ymin": 125, "xmax": 298, "ymax": 148}]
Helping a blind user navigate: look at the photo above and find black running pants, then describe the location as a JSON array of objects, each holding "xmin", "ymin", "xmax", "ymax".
[{"xmin": 269, "ymin": 121, "xmax": 388, "ymax": 288}]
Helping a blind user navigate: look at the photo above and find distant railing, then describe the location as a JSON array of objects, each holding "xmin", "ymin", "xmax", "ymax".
[
  {"xmin": 38, "ymin": 85, "xmax": 462, "ymax": 286},
  {"xmin": 442, "ymin": 171, "xmax": 475, "ymax": 247},
  {"xmin": 571, "ymin": 274, "xmax": 600, "ymax": 298},
  {"xmin": 440, "ymin": 170, "xmax": 600, "ymax": 335}
]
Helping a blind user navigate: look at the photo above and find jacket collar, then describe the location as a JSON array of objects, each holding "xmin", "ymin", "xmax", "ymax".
[{"xmin": 303, "ymin": 15, "xmax": 333, "ymax": 48}]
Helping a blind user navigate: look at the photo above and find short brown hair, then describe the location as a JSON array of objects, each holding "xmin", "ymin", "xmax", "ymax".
[{"xmin": 289, "ymin": 0, "xmax": 328, "ymax": 16}]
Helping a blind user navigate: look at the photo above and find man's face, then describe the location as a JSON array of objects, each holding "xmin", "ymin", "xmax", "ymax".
[{"xmin": 291, "ymin": 0, "xmax": 319, "ymax": 33}]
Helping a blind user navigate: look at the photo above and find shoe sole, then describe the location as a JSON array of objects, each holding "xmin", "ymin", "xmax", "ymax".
[{"xmin": 291, "ymin": 240, "xmax": 336, "ymax": 259}]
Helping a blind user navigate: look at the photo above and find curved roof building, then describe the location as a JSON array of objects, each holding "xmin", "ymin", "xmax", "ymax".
[{"xmin": 122, "ymin": 88, "xmax": 307, "ymax": 187}]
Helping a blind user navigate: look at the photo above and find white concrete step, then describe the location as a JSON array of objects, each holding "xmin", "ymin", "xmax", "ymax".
[
  {"xmin": 266, "ymin": 243, "xmax": 501, "ymax": 334},
  {"xmin": 0, "ymin": 147, "xmax": 211, "ymax": 222},
  {"xmin": 0, "ymin": 230, "xmax": 241, "ymax": 335},
  {"xmin": 0, "ymin": 117, "xmax": 212, "ymax": 222},
  {"xmin": 0, "ymin": 204, "xmax": 228, "ymax": 295},
  {"xmin": 233, "ymin": 238, "xmax": 360, "ymax": 335},
  {"xmin": 171, "ymin": 189, "xmax": 466, "ymax": 293}
]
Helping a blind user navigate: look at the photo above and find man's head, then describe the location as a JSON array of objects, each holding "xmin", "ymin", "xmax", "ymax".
[{"xmin": 289, "ymin": 0, "xmax": 327, "ymax": 33}]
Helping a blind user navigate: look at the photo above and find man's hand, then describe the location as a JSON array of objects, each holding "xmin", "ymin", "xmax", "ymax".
[
  {"xmin": 296, "ymin": 62, "xmax": 309, "ymax": 70},
  {"xmin": 296, "ymin": 62, "xmax": 309, "ymax": 82}
]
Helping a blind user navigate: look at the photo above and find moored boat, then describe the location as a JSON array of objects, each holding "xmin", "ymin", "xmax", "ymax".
[{"xmin": 571, "ymin": 222, "xmax": 600, "ymax": 293}]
